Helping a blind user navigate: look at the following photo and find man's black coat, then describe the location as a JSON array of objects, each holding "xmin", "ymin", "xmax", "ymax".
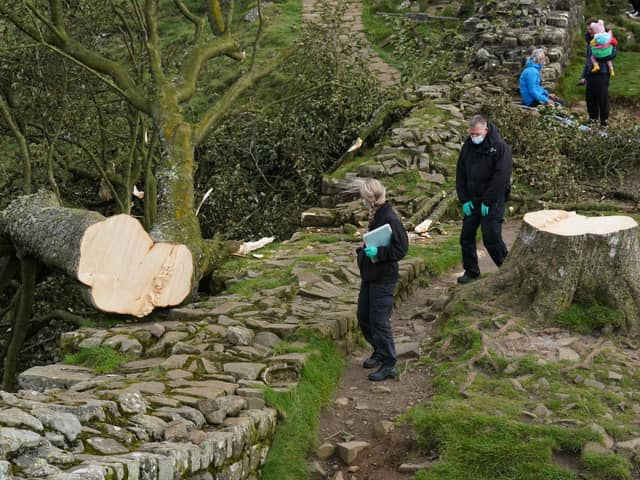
[{"xmin": 456, "ymin": 123, "xmax": 513, "ymax": 206}]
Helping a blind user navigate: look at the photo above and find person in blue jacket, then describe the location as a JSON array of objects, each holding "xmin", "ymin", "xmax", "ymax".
[{"xmin": 519, "ymin": 49, "xmax": 560, "ymax": 107}]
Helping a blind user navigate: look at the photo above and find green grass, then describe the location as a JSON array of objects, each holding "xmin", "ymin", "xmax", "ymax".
[
  {"xmin": 295, "ymin": 254, "xmax": 330, "ymax": 263},
  {"xmin": 554, "ymin": 303, "xmax": 624, "ymax": 334},
  {"xmin": 407, "ymin": 230, "xmax": 461, "ymax": 276},
  {"xmin": 63, "ymin": 346, "xmax": 131, "ymax": 374},
  {"xmin": 403, "ymin": 406, "xmax": 601, "ymax": 480},
  {"xmin": 360, "ymin": 0, "xmax": 401, "ymax": 67},
  {"xmin": 581, "ymin": 452, "xmax": 632, "ymax": 480},
  {"xmin": 262, "ymin": 332, "xmax": 345, "ymax": 480},
  {"xmin": 288, "ymin": 232, "xmax": 361, "ymax": 246},
  {"xmin": 224, "ymin": 265, "xmax": 295, "ymax": 296}
]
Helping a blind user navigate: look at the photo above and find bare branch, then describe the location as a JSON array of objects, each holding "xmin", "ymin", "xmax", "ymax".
[
  {"xmin": 249, "ymin": 0, "xmax": 263, "ymax": 70},
  {"xmin": 1, "ymin": 4, "xmax": 150, "ymax": 113},
  {"xmin": 194, "ymin": 47, "xmax": 295, "ymax": 144},
  {"xmin": 123, "ymin": 113, "xmax": 143, "ymax": 214},
  {"xmin": 173, "ymin": 0, "xmax": 204, "ymax": 37},
  {"xmin": 0, "ymin": 93, "xmax": 32, "ymax": 194},
  {"xmin": 144, "ymin": 0, "xmax": 164, "ymax": 84},
  {"xmin": 206, "ymin": 0, "xmax": 226, "ymax": 35},
  {"xmin": 225, "ymin": 0, "xmax": 235, "ymax": 33},
  {"xmin": 55, "ymin": 136, "xmax": 127, "ymax": 213},
  {"xmin": 176, "ymin": 35, "xmax": 239, "ymax": 103},
  {"xmin": 48, "ymin": 0, "xmax": 64, "ymax": 30},
  {"xmin": 111, "ymin": 3, "xmax": 140, "ymax": 73}
]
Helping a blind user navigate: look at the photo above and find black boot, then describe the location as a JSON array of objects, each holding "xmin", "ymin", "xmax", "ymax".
[
  {"xmin": 456, "ymin": 272, "xmax": 480, "ymax": 284},
  {"xmin": 368, "ymin": 364, "xmax": 398, "ymax": 381},
  {"xmin": 362, "ymin": 355, "xmax": 381, "ymax": 369}
]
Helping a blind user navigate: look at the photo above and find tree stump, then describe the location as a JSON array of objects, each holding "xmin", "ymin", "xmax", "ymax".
[
  {"xmin": 459, "ymin": 210, "xmax": 640, "ymax": 333},
  {"xmin": 0, "ymin": 191, "xmax": 193, "ymax": 317}
]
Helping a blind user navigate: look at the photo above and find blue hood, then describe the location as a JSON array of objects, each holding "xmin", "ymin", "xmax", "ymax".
[
  {"xmin": 524, "ymin": 58, "xmax": 542, "ymax": 70},
  {"xmin": 519, "ymin": 59, "xmax": 548, "ymax": 106}
]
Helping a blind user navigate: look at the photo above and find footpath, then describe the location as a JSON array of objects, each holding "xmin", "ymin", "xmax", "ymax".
[{"xmin": 0, "ymin": 0, "xmax": 590, "ymax": 478}]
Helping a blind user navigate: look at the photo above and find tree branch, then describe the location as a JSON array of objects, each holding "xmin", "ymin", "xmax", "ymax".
[
  {"xmin": 111, "ymin": 3, "xmax": 140, "ymax": 75},
  {"xmin": 176, "ymin": 35, "xmax": 239, "ymax": 103},
  {"xmin": 194, "ymin": 47, "xmax": 295, "ymax": 144},
  {"xmin": 144, "ymin": 0, "xmax": 165, "ymax": 84},
  {"xmin": 206, "ymin": 0, "xmax": 227, "ymax": 35},
  {"xmin": 55, "ymin": 136, "xmax": 127, "ymax": 212},
  {"xmin": 225, "ymin": 0, "xmax": 235, "ymax": 33},
  {"xmin": 48, "ymin": 0, "xmax": 65, "ymax": 31},
  {"xmin": 2, "ymin": 255, "xmax": 37, "ymax": 392},
  {"xmin": 173, "ymin": 0, "xmax": 204, "ymax": 37},
  {"xmin": 249, "ymin": 0, "xmax": 263, "ymax": 71},
  {"xmin": 0, "ymin": 92, "xmax": 32, "ymax": 194},
  {"xmin": 123, "ymin": 113, "xmax": 142, "ymax": 214},
  {"xmin": 1, "ymin": 4, "xmax": 150, "ymax": 113}
]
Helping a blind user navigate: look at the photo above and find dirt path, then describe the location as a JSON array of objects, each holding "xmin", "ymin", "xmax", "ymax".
[
  {"xmin": 316, "ymin": 221, "xmax": 521, "ymax": 479},
  {"xmin": 301, "ymin": 0, "xmax": 400, "ymax": 87}
]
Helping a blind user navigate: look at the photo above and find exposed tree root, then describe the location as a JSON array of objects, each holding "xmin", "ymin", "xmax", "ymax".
[
  {"xmin": 495, "ymin": 318, "xmax": 518, "ymax": 336},
  {"xmin": 454, "ymin": 316, "xmax": 501, "ymax": 372},
  {"xmin": 464, "ymin": 301, "xmax": 502, "ymax": 316},
  {"xmin": 438, "ymin": 334, "xmax": 453, "ymax": 357},
  {"xmin": 459, "ymin": 370, "xmax": 477, "ymax": 398},
  {"xmin": 576, "ymin": 338, "xmax": 610, "ymax": 370}
]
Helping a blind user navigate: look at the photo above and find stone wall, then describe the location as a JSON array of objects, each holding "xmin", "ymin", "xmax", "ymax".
[
  {"xmin": 465, "ymin": 0, "xmax": 585, "ymax": 92},
  {"xmin": 0, "ymin": 235, "xmax": 427, "ymax": 480}
]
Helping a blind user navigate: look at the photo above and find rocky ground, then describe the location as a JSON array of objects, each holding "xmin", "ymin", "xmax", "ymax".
[
  {"xmin": 0, "ymin": 229, "xmax": 430, "ymax": 479},
  {"xmin": 312, "ymin": 222, "xmax": 521, "ymax": 480}
]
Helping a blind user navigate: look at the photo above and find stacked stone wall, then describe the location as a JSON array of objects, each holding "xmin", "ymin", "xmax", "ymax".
[
  {"xmin": 465, "ymin": 0, "xmax": 585, "ymax": 92},
  {"xmin": 0, "ymin": 235, "xmax": 427, "ymax": 480}
]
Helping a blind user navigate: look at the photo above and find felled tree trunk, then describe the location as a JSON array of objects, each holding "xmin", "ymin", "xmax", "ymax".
[
  {"xmin": 0, "ymin": 191, "xmax": 193, "ymax": 317},
  {"xmin": 460, "ymin": 210, "xmax": 640, "ymax": 333}
]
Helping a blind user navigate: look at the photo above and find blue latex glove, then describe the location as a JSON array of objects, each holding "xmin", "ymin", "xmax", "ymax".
[
  {"xmin": 481, "ymin": 202, "xmax": 489, "ymax": 216},
  {"xmin": 364, "ymin": 246, "xmax": 378, "ymax": 259},
  {"xmin": 462, "ymin": 201, "xmax": 474, "ymax": 217}
]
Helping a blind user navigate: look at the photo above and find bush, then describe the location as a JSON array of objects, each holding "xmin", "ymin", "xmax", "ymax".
[
  {"xmin": 196, "ymin": 13, "xmax": 385, "ymax": 240},
  {"xmin": 481, "ymin": 98, "xmax": 640, "ymax": 201}
]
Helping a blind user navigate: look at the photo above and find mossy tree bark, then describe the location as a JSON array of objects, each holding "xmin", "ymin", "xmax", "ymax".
[
  {"xmin": 0, "ymin": 0, "xmax": 292, "ymax": 293},
  {"xmin": 457, "ymin": 210, "xmax": 640, "ymax": 333},
  {"xmin": 0, "ymin": 191, "xmax": 193, "ymax": 317}
]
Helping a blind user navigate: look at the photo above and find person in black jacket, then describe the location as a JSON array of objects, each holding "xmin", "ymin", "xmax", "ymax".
[
  {"xmin": 456, "ymin": 115, "xmax": 512, "ymax": 284},
  {"xmin": 578, "ymin": 19, "xmax": 617, "ymax": 127},
  {"xmin": 356, "ymin": 178, "xmax": 409, "ymax": 381}
]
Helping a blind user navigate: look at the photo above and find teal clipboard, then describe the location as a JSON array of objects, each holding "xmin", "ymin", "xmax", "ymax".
[{"xmin": 363, "ymin": 224, "xmax": 392, "ymax": 263}]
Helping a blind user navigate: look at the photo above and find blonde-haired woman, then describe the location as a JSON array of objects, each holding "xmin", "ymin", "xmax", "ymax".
[{"xmin": 356, "ymin": 179, "xmax": 408, "ymax": 381}]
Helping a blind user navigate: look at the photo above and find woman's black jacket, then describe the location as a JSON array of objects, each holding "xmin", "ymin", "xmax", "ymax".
[{"xmin": 356, "ymin": 202, "xmax": 409, "ymax": 283}]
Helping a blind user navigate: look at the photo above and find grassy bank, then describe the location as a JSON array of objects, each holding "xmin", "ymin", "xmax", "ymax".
[
  {"xmin": 402, "ymin": 295, "xmax": 636, "ymax": 479},
  {"xmin": 262, "ymin": 332, "xmax": 345, "ymax": 479}
]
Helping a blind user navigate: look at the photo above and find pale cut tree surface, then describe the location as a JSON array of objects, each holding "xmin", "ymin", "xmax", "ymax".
[
  {"xmin": 78, "ymin": 215, "xmax": 193, "ymax": 317},
  {"xmin": 0, "ymin": 191, "xmax": 193, "ymax": 318},
  {"xmin": 457, "ymin": 210, "xmax": 640, "ymax": 334},
  {"xmin": 526, "ymin": 210, "xmax": 638, "ymax": 236}
]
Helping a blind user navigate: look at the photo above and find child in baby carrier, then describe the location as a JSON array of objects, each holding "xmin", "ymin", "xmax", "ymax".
[{"xmin": 590, "ymin": 20, "xmax": 617, "ymax": 76}]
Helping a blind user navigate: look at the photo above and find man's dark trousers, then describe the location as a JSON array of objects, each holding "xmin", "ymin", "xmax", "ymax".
[
  {"xmin": 460, "ymin": 201, "xmax": 508, "ymax": 277},
  {"xmin": 586, "ymin": 74, "xmax": 610, "ymax": 125},
  {"xmin": 357, "ymin": 281, "xmax": 397, "ymax": 367}
]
